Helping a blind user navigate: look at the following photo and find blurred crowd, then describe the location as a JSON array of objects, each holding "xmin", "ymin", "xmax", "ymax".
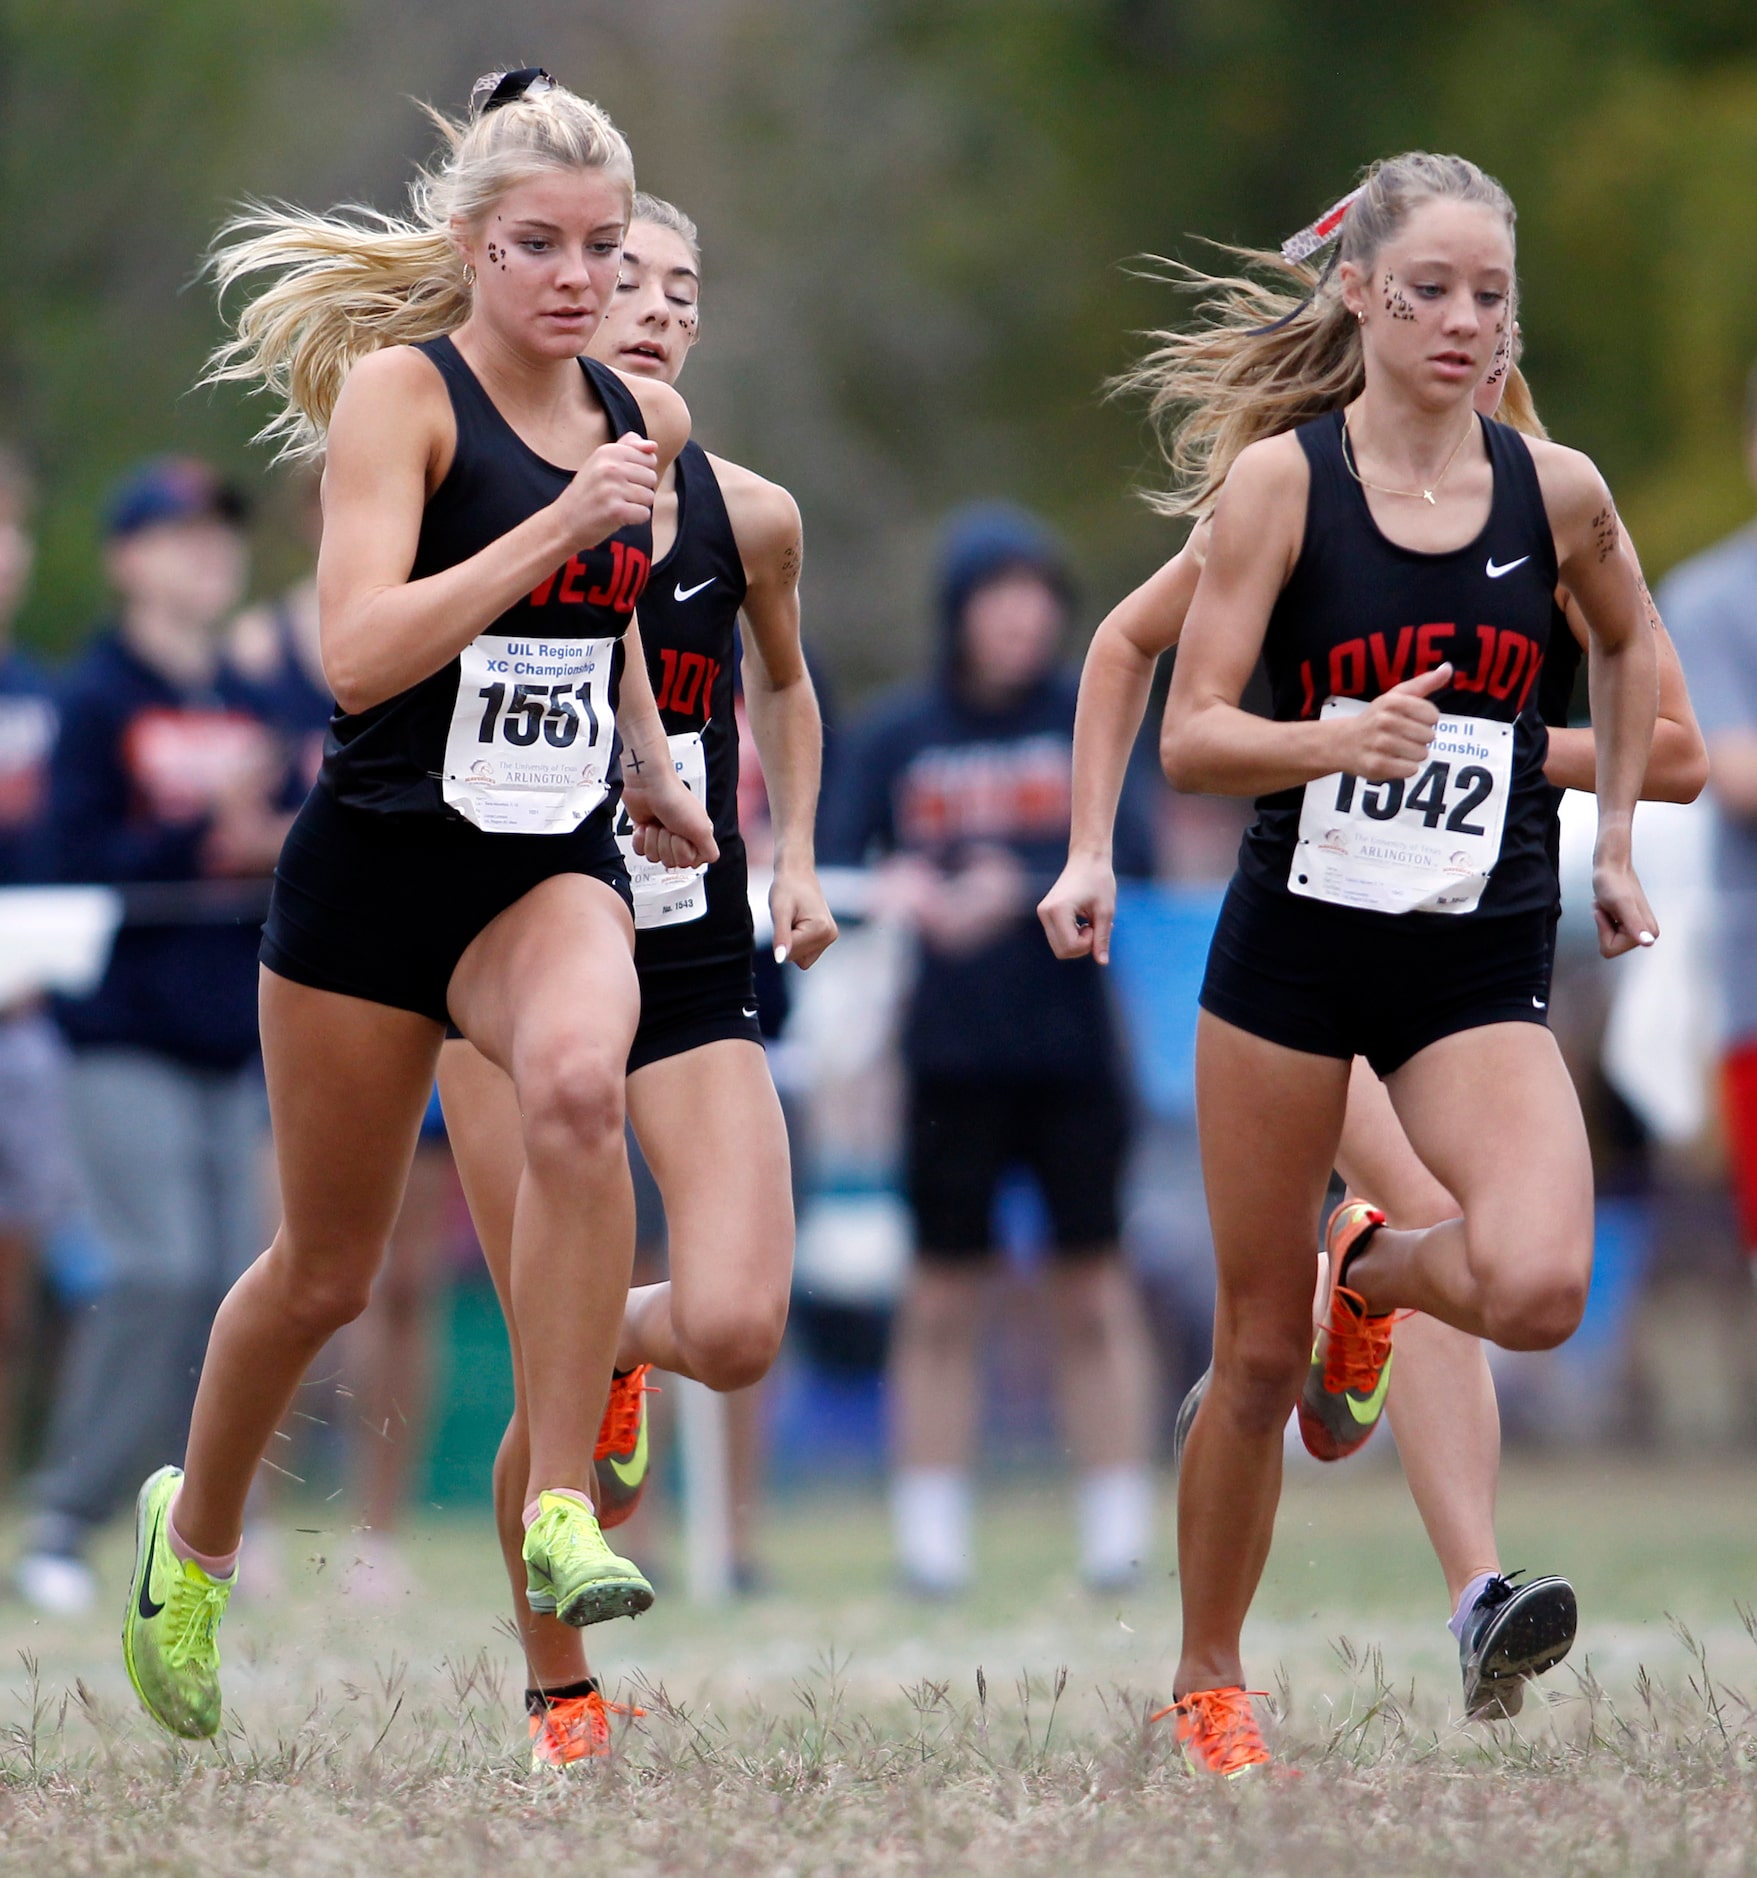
[{"xmin": 1, "ymin": 396, "xmax": 1756, "ymax": 1612}]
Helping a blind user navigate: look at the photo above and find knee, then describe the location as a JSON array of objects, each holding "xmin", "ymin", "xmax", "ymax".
[
  {"xmin": 674, "ymin": 1297, "xmax": 788, "ymax": 1392},
  {"xmin": 268, "ymin": 1245, "xmax": 376, "ymax": 1341},
  {"xmin": 1479, "ymin": 1265, "xmax": 1588, "ymax": 1352},
  {"xmin": 519, "ymin": 1045, "xmax": 625, "ymax": 1169},
  {"xmin": 1212, "ymin": 1327, "xmax": 1310, "ymax": 1436}
]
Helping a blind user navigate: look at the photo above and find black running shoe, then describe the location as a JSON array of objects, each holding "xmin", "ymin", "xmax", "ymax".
[
  {"xmin": 1458, "ymin": 1571, "xmax": 1577, "ymax": 1719},
  {"xmin": 1173, "ymin": 1368, "xmax": 1209, "ymax": 1471}
]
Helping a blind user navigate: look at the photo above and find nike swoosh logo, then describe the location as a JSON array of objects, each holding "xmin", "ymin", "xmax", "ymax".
[
  {"xmin": 604, "ymin": 1412, "xmax": 648, "ymax": 1488},
  {"xmin": 741, "ymin": 1006, "xmax": 759, "ymax": 1018},
  {"xmin": 1345, "ymin": 1358, "xmax": 1394, "ymax": 1425},
  {"xmin": 1486, "ymin": 556, "xmax": 1529, "ymax": 579},
  {"xmin": 674, "ymin": 577, "xmax": 716, "ymax": 602},
  {"xmin": 1532, "ymin": 996, "xmax": 1547, "ymax": 1010},
  {"xmin": 138, "ymin": 1526, "xmax": 165, "ymax": 1620}
]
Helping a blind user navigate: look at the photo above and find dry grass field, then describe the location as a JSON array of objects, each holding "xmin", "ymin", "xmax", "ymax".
[{"xmin": 1, "ymin": 1455, "xmax": 1756, "ymax": 1874}]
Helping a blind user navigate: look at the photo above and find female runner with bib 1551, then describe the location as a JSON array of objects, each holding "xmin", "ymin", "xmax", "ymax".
[
  {"xmin": 1041, "ymin": 309, "xmax": 1704, "ymax": 1727},
  {"xmin": 1117, "ymin": 152, "xmax": 1657, "ymax": 1777},
  {"xmin": 437, "ymin": 192, "xmax": 838, "ymax": 1768},
  {"xmin": 120, "ymin": 69, "xmax": 718, "ymax": 1742}
]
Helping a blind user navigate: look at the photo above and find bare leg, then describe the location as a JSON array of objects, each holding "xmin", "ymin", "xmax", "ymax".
[
  {"xmin": 1335, "ymin": 1060, "xmax": 1500, "ymax": 1604},
  {"xmin": 621, "ymin": 1041, "xmax": 792, "ymax": 1387},
  {"xmin": 889, "ymin": 1264, "xmax": 987, "ymax": 1469},
  {"xmin": 1047, "ymin": 1253, "xmax": 1155, "ymax": 1469},
  {"xmin": 438, "ymin": 1038, "xmax": 590, "ymax": 1692},
  {"xmin": 445, "ymin": 875, "xmax": 641, "ymax": 1503},
  {"xmin": 1176, "ymin": 1013, "xmax": 1348, "ymax": 1695},
  {"xmin": 175, "ymin": 973, "xmax": 441, "ymax": 1555},
  {"xmin": 1341, "ymin": 1026, "xmax": 1594, "ymax": 1353}
]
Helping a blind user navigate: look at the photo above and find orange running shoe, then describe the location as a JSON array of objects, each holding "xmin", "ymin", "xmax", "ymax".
[
  {"xmin": 594, "ymin": 1365, "xmax": 658, "ymax": 1531},
  {"xmin": 528, "ymin": 1688, "xmax": 643, "ymax": 1770},
  {"xmin": 1151, "ymin": 1686, "xmax": 1272, "ymax": 1778},
  {"xmin": 1298, "ymin": 1199, "xmax": 1397, "ymax": 1462}
]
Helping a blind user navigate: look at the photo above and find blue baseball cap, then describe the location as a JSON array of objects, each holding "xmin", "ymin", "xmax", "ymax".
[{"xmin": 105, "ymin": 456, "xmax": 249, "ymax": 539}]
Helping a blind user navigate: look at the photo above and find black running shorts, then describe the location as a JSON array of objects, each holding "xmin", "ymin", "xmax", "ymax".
[
  {"xmin": 261, "ymin": 781, "xmax": 632, "ymax": 1026},
  {"xmin": 627, "ymin": 952, "xmax": 764, "ymax": 1076},
  {"xmin": 1198, "ymin": 873, "xmax": 1556, "ymax": 1078},
  {"xmin": 906, "ymin": 1069, "xmax": 1128, "ymax": 1262}
]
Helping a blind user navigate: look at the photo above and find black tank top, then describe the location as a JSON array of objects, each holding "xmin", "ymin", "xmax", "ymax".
[
  {"xmin": 320, "ymin": 336, "xmax": 652, "ymax": 816},
  {"xmin": 1235, "ymin": 410, "xmax": 1560, "ymax": 920},
  {"xmin": 624, "ymin": 441, "xmax": 756, "ymax": 975}
]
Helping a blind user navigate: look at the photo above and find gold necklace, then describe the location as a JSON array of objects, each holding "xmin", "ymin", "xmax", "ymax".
[{"xmin": 1341, "ymin": 414, "xmax": 1476, "ymax": 506}]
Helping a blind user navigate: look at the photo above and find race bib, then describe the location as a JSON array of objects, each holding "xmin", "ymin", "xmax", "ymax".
[
  {"xmin": 1289, "ymin": 697, "xmax": 1513, "ymax": 916},
  {"xmin": 616, "ymin": 732, "xmax": 709, "ymax": 929},
  {"xmin": 441, "ymin": 634, "xmax": 616, "ymax": 835}
]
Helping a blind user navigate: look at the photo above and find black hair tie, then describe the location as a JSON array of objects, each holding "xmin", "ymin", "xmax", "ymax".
[{"xmin": 480, "ymin": 67, "xmax": 555, "ymax": 114}]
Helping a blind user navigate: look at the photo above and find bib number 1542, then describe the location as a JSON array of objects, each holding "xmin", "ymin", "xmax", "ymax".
[{"xmin": 1290, "ymin": 697, "xmax": 1514, "ymax": 917}]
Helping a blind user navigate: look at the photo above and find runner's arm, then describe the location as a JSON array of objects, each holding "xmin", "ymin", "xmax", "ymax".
[
  {"xmin": 1038, "ymin": 531, "xmax": 1204, "ymax": 961},
  {"xmin": 1534, "ymin": 443, "xmax": 1659, "ymax": 953},
  {"xmin": 1546, "ymin": 553, "xmax": 1707, "ymax": 802},
  {"xmin": 319, "ymin": 347, "xmax": 668, "ymax": 712},
  {"xmin": 718, "ymin": 461, "xmax": 837, "ymax": 968},
  {"xmin": 1160, "ymin": 439, "xmax": 1441, "ymax": 795},
  {"xmin": 619, "ymin": 612, "xmax": 718, "ymax": 871}
]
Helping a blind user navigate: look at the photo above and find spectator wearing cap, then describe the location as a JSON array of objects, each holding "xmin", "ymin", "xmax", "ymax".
[
  {"xmin": 821, "ymin": 502, "xmax": 1159, "ymax": 1597},
  {"xmin": 15, "ymin": 457, "xmax": 293, "ymax": 1613}
]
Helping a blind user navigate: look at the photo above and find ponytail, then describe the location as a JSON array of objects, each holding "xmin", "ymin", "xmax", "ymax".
[
  {"xmin": 1117, "ymin": 151, "xmax": 1517, "ymax": 517},
  {"xmin": 205, "ymin": 71, "xmax": 634, "ymax": 461}
]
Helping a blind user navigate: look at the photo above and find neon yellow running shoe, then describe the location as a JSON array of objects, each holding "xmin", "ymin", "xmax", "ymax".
[
  {"xmin": 122, "ymin": 1465, "xmax": 234, "ymax": 1740},
  {"xmin": 522, "ymin": 1490, "xmax": 654, "ymax": 1629}
]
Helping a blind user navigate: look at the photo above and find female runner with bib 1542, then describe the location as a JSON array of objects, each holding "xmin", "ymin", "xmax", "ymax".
[
  {"xmin": 1118, "ymin": 152, "xmax": 1657, "ymax": 1776},
  {"xmin": 438, "ymin": 191, "xmax": 838, "ymax": 1767},
  {"xmin": 1041, "ymin": 311, "xmax": 1704, "ymax": 1725},
  {"xmin": 120, "ymin": 69, "xmax": 717, "ymax": 1742}
]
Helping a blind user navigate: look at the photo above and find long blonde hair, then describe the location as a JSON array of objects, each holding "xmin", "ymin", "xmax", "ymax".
[
  {"xmin": 1116, "ymin": 151, "xmax": 1517, "ymax": 517},
  {"xmin": 206, "ymin": 72, "xmax": 635, "ymax": 461}
]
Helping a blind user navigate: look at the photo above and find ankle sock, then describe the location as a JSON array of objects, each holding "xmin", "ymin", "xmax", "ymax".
[
  {"xmin": 1078, "ymin": 1465, "xmax": 1154, "ymax": 1584},
  {"xmin": 1448, "ymin": 1570, "xmax": 1499, "ymax": 1640},
  {"xmin": 166, "ymin": 1489, "xmax": 240, "ymax": 1581},
  {"xmin": 526, "ymin": 1675, "xmax": 599, "ymax": 1716},
  {"xmin": 523, "ymin": 1486, "xmax": 594, "ymax": 1530},
  {"xmin": 891, "ymin": 1468, "xmax": 971, "ymax": 1592}
]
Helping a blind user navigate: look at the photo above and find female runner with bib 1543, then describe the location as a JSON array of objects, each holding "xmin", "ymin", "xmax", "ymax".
[
  {"xmin": 120, "ymin": 69, "xmax": 717, "ymax": 1742},
  {"xmin": 437, "ymin": 191, "xmax": 838, "ymax": 1768},
  {"xmin": 1041, "ymin": 305, "xmax": 1703, "ymax": 1726},
  {"xmin": 1111, "ymin": 152, "xmax": 1657, "ymax": 1776}
]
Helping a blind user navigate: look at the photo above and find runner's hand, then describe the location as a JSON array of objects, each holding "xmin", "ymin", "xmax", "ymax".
[
  {"xmin": 1592, "ymin": 848, "xmax": 1658, "ymax": 959},
  {"xmin": 770, "ymin": 863, "xmax": 838, "ymax": 968},
  {"xmin": 1038, "ymin": 853, "xmax": 1118, "ymax": 964},
  {"xmin": 1341, "ymin": 663, "xmax": 1452, "ymax": 781},
  {"xmin": 554, "ymin": 433, "xmax": 659, "ymax": 549},
  {"xmin": 625, "ymin": 771, "xmax": 718, "ymax": 872}
]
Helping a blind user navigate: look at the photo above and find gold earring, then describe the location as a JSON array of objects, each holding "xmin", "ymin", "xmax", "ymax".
[{"xmin": 463, "ymin": 262, "xmax": 477, "ymax": 287}]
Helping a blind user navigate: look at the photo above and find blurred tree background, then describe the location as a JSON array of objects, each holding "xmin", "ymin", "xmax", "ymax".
[{"xmin": 3, "ymin": 0, "xmax": 1757, "ymax": 693}]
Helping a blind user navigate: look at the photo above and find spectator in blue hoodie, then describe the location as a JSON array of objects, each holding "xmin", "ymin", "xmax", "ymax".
[
  {"xmin": 16, "ymin": 457, "xmax": 289, "ymax": 1612},
  {"xmin": 822, "ymin": 503, "xmax": 1159, "ymax": 1595}
]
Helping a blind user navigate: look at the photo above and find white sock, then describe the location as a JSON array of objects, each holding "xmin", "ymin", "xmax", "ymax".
[
  {"xmin": 891, "ymin": 1469, "xmax": 971, "ymax": 1591},
  {"xmin": 1448, "ymin": 1570, "xmax": 1499, "ymax": 1640},
  {"xmin": 1078, "ymin": 1465, "xmax": 1153, "ymax": 1585}
]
